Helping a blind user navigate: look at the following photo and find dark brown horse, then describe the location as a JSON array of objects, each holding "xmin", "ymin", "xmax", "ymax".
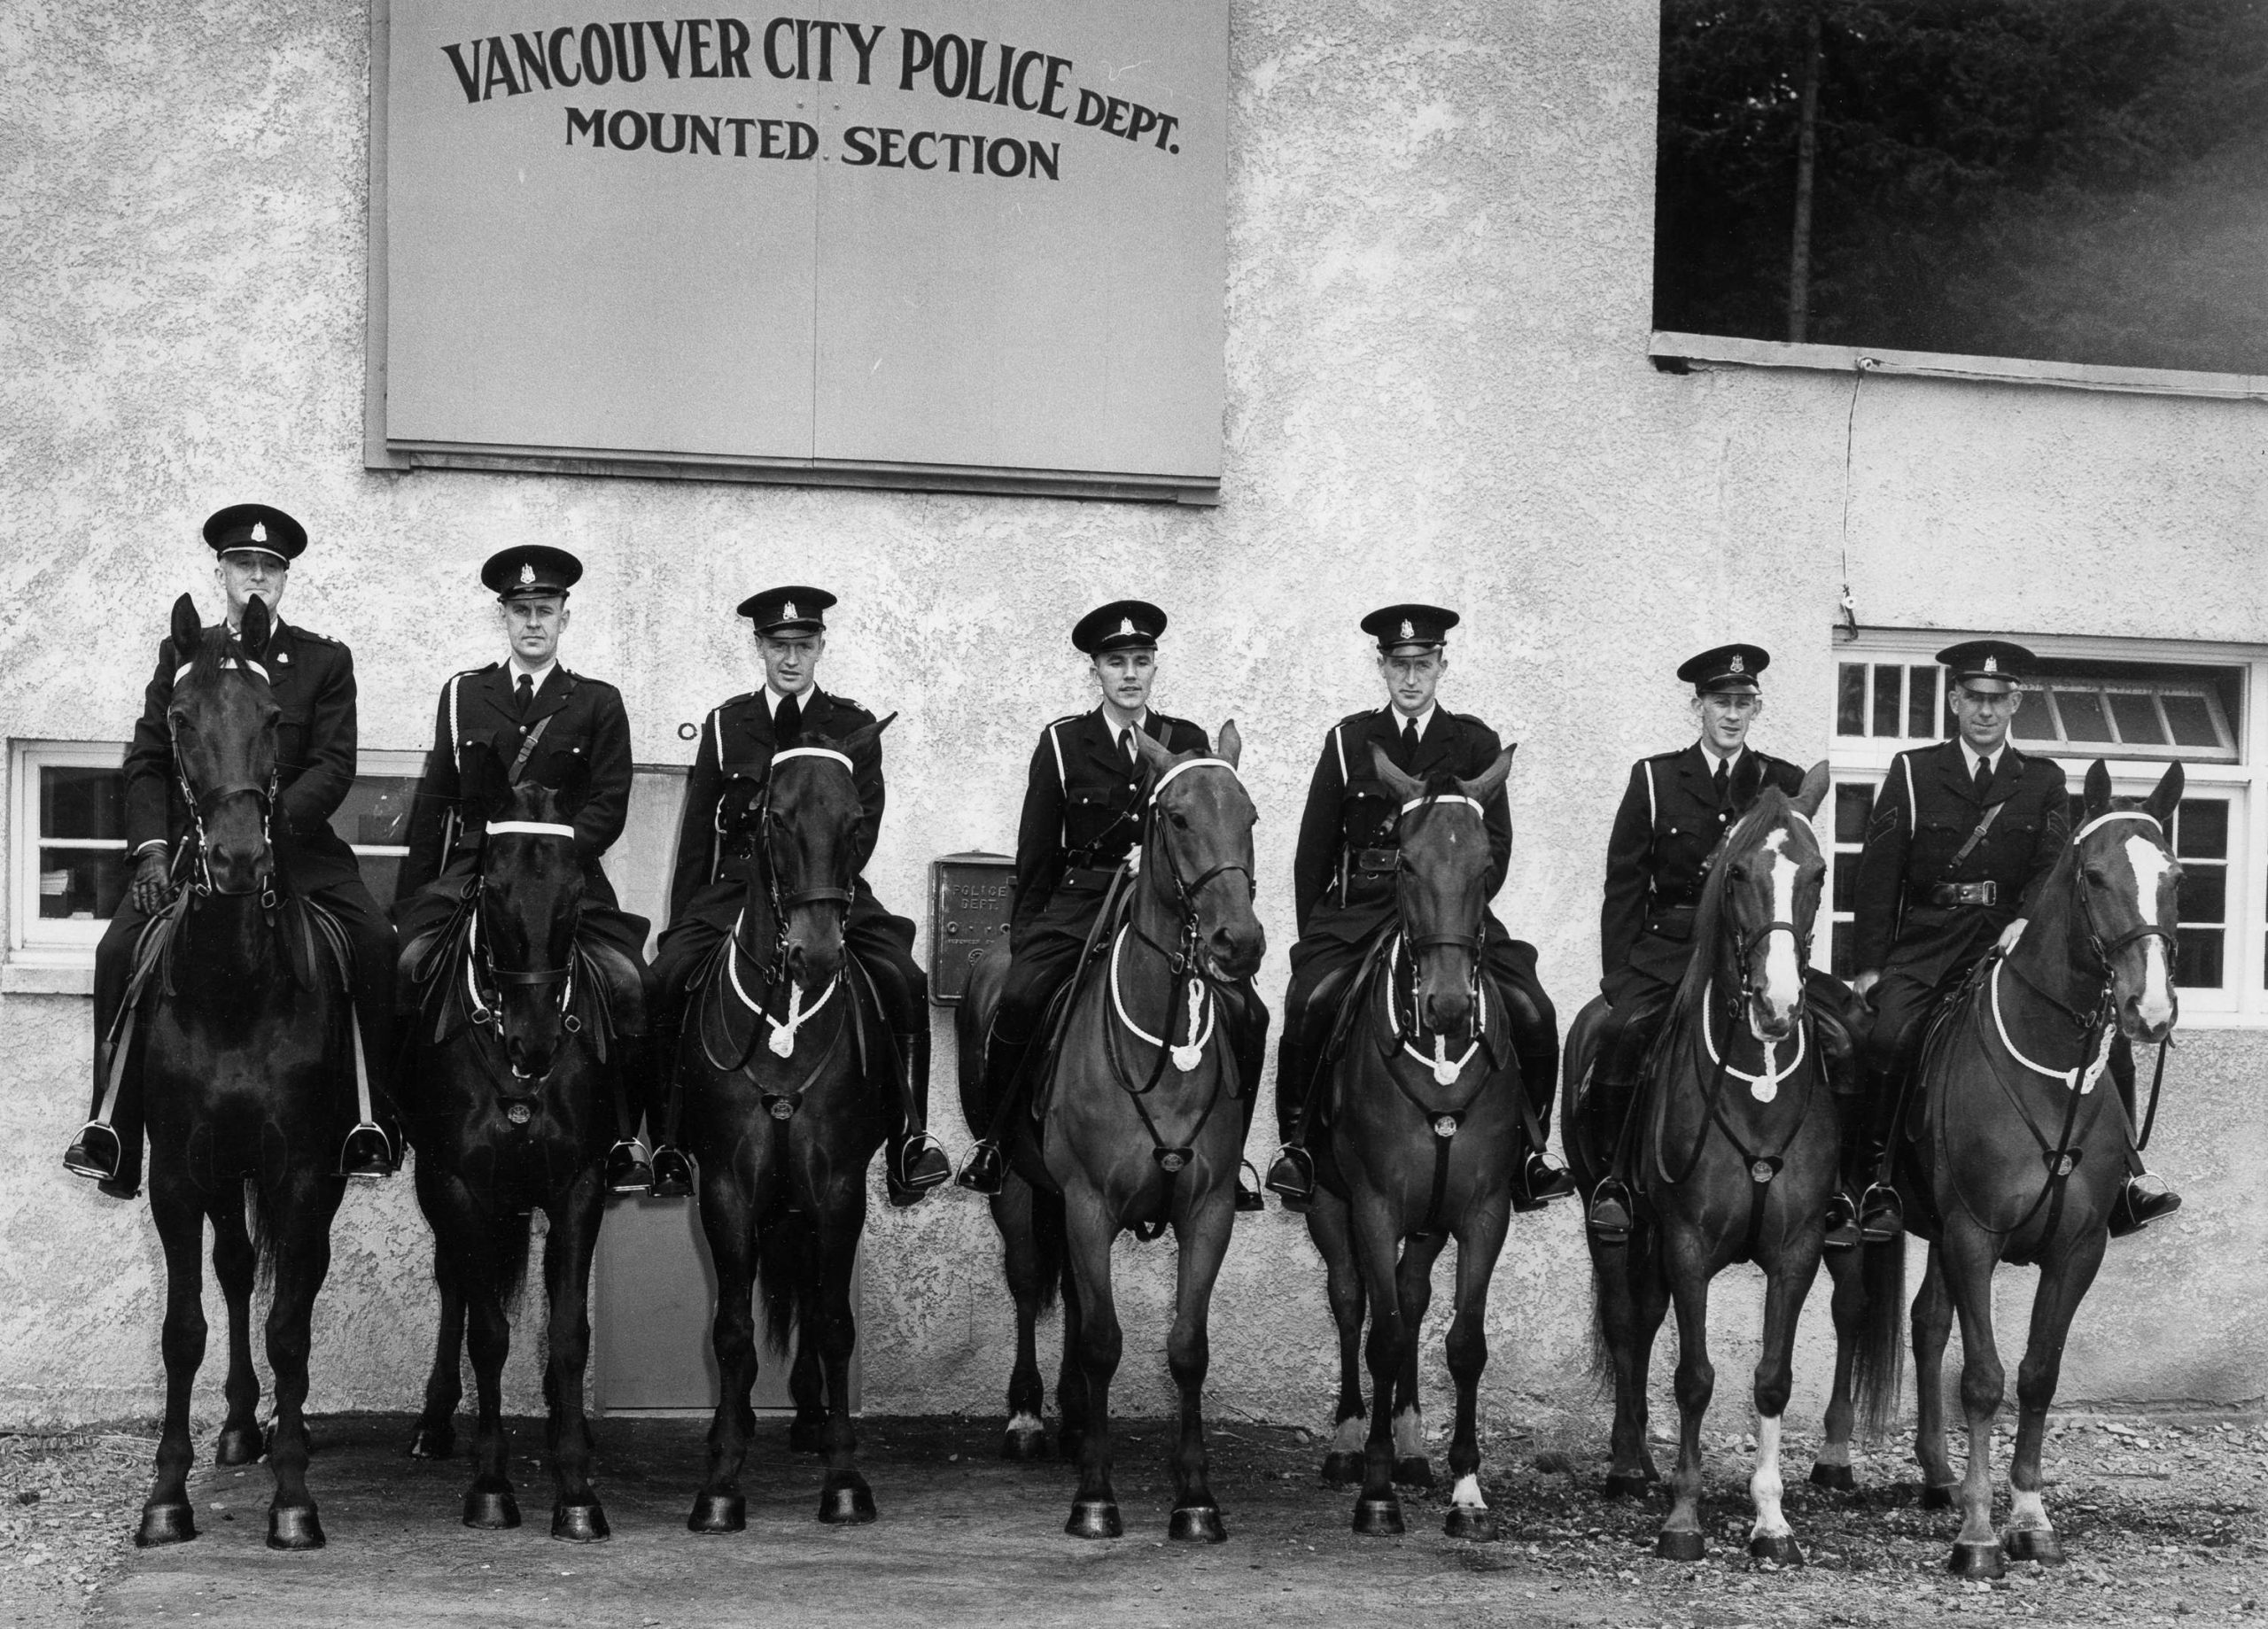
[
  {"xmin": 126, "ymin": 594, "xmax": 351, "ymax": 1550},
  {"xmin": 402, "ymin": 753, "xmax": 630, "ymax": 1540},
  {"xmin": 680, "ymin": 724, "xmax": 897, "ymax": 1532},
  {"xmin": 956, "ymin": 726, "xmax": 1262, "ymax": 1541},
  {"xmin": 1298, "ymin": 745, "xmax": 1532, "ymax": 1540},
  {"xmin": 1563, "ymin": 764, "xmax": 1899, "ymax": 1563},
  {"xmin": 1813, "ymin": 759, "xmax": 2183, "ymax": 1578}
]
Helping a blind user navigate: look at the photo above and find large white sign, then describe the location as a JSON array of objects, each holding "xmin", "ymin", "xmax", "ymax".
[{"xmin": 374, "ymin": 2, "xmax": 1226, "ymax": 499}]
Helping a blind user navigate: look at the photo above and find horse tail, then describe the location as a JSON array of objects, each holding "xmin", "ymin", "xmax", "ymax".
[
  {"xmin": 1852, "ymin": 1231, "xmax": 1908, "ymax": 1439},
  {"xmin": 495, "ymin": 1212, "xmax": 535, "ymax": 1312},
  {"xmin": 755, "ymin": 1206, "xmax": 812, "ymax": 1361},
  {"xmin": 245, "ymin": 1178, "xmax": 277, "ymax": 1298},
  {"xmin": 1588, "ymin": 1272, "xmax": 1613, "ymax": 1395}
]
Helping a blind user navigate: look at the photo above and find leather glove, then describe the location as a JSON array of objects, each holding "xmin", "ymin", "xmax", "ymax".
[{"xmin": 129, "ymin": 849, "xmax": 173, "ymax": 916}]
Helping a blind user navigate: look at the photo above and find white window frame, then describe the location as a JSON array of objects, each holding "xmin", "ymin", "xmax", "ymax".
[{"xmin": 1823, "ymin": 630, "xmax": 2268, "ymax": 1028}]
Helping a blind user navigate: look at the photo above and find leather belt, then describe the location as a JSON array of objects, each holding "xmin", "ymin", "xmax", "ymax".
[
  {"xmin": 1060, "ymin": 865, "xmax": 1119, "ymax": 893},
  {"xmin": 1351, "ymin": 848, "xmax": 1399, "ymax": 875},
  {"xmin": 1926, "ymin": 880, "xmax": 1999, "ymax": 907}
]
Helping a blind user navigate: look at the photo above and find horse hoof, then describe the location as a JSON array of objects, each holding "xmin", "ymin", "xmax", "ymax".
[
  {"xmin": 462, "ymin": 1488, "xmax": 522, "ymax": 1529},
  {"xmin": 1948, "ymin": 1539, "xmax": 2006, "ymax": 1579},
  {"xmin": 2002, "ymin": 1527, "xmax": 2065, "ymax": 1565},
  {"xmin": 1808, "ymin": 1462, "xmax": 1855, "ymax": 1492},
  {"xmin": 134, "ymin": 1502, "xmax": 197, "ymax": 1548},
  {"xmin": 1444, "ymin": 1506, "xmax": 1499, "ymax": 1542},
  {"xmin": 550, "ymin": 1502, "xmax": 610, "ymax": 1542},
  {"xmin": 1748, "ymin": 1532, "xmax": 1804, "ymax": 1567},
  {"xmin": 1920, "ymin": 1483, "xmax": 1958, "ymax": 1511},
  {"xmin": 1604, "ymin": 1473, "xmax": 1653, "ymax": 1501},
  {"xmin": 818, "ymin": 1482, "xmax": 877, "ymax": 1524},
  {"xmin": 1391, "ymin": 1456, "xmax": 1433, "ymax": 1490},
  {"xmin": 687, "ymin": 1492, "xmax": 745, "ymax": 1533},
  {"xmin": 406, "ymin": 1423, "xmax": 454, "ymax": 1460},
  {"xmin": 1000, "ymin": 1429, "xmax": 1048, "ymax": 1462},
  {"xmin": 1321, "ymin": 1452, "xmax": 1363, "ymax": 1488},
  {"xmin": 266, "ymin": 1506, "xmax": 325, "ymax": 1551},
  {"xmin": 788, "ymin": 1416, "xmax": 827, "ymax": 1455},
  {"xmin": 1655, "ymin": 1530, "xmax": 1707, "ymax": 1562},
  {"xmin": 1065, "ymin": 1500, "xmax": 1122, "ymax": 1540},
  {"xmin": 1169, "ymin": 1505, "xmax": 1226, "ymax": 1544},
  {"xmin": 214, "ymin": 1426, "xmax": 262, "ymax": 1466},
  {"xmin": 1351, "ymin": 1497, "xmax": 1404, "ymax": 1537}
]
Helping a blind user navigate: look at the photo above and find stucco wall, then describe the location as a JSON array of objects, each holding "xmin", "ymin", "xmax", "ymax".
[{"xmin": 1, "ymin": 0, "xmax": 2262, "ymax": 1433}]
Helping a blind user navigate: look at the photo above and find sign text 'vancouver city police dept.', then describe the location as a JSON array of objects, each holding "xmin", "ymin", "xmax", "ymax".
[{"xmin": 437, "ymin": 17, "xmax": 1188, "ymax": 180}]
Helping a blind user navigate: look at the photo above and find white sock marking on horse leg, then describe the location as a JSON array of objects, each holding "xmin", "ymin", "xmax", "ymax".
[
  {"xmin": 1814, "ymin": 1437, "xmax": 1852, "ymax": 1469},
  {"xmin": 2009, "ymin": 1487, "xmax": 2050, "ymax": 1533},
  {"xmin": 1007, "ymin": 1411, "xmax": 1043, "ymax": 1436},
  {"xmin": 1450, "ymin": 1473, "xmax": 1487, "ymax": 1510},
  {"xmin": 1332, "ymin": 1416, "xmax": 1365, "ymax": 1453},
  {"xmin": 1749, "ymin": 1415, "xmax": 1790, "ymax": 1540},
  {"xmin": 1393, "ymin": 1407, "xmax": 1424, "ymax": 1461}
]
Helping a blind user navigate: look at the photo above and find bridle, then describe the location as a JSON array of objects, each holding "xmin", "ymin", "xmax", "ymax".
[
  {"xmin": 461, "ymin": 819, "xmax": 585, "ymax": 1086},
  {"xmin": 169, "ymin": 659, "xmax": 281, "ymax": 911}
]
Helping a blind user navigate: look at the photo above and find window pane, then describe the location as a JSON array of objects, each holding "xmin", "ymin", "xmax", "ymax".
[
  {"xmin": 36, "ymin": 847, "xmax": 129, "ymax": 919},
  {"xmin": 1870, "ymin": 664, "xmax": 1902, "ymax": 737},
  {"xmin": 1906, "ymin": 665, "xmax": 1938, "ymax": 738},
  {"xmin": 2162, "ymin": 692, "xmax": 2222, "ymax": 749},
  {"xmin": 2009, "ymin": 694, "xmax": 2058, "ymax": 742},
  {"xmin": 2176, "ymin": 798, "xmax": 2228, "ymax": 862},
  {"xmin": 1834, "ymin": 782, "xmax": 1874, "ymax": 845},
  {"xmin": 330, "ymin": 777, "xmax": 418, "ymax": 849},
  {"xmin": 1830, "ymin": 921, "xmax": 1856, "ymax": 980},
  {"xmin": 2177, "ymin": 927, "xmax": 2224, "ymax": 989},
  {"xmin": 41, "ymin": 766, "xmax": 126, "ymax": 842},
  {"xmin": 2178, "ymin": 865, "xmax": 2225, "ymax": 927},
  {"xmin": 1836, "ymin": 664, "xmax": 1865, "ymax": 736},
  {"xmin": 1832, "ymin": 861, "xmax": 1859, "ymax": 913},
  {"xmin": 2106, "ymin": 692, "xmax": 2166, "ymax": 746},
  {"xmin": 2052, "ymin": 687, "xmax": 2111, "ymax": 742},
  {"xmin": 358, "ymin": 854, "xmax": 403, "ymax": 911}
]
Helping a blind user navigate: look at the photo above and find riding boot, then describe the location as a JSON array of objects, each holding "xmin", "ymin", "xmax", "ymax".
[
  {"xmin": 64, "ymin": 1032, "xmax": 136, "ymax": 1198},
  {"xmin": 337, "ymin": 992, "xmax": 402, "ymax": 1179},
  {"xmin": 1855, "ymin": 1063, "xmax": 1906, "ymax": 1243},
  {"xmin": 1513, "ymin": 1044, "xmax": 1575, "ymax": 1211},
  {"xmin": 1815, "ymin": 997, "xmax": 1863, "ymax": 1249},
  {"xmin": 644, "ymin": 1027, "xmax": 693, "ymax": 1198},
  {"xmin": 2107, "ymin": 1036, "xmax": 2180, "ymax": 1237},
  {"xmin": 1583, "ymin": 1061, "xmax": 1640, "ymax": 1242},
  {"xmin": 957, "ymin": 1025, "xmax": 1026, "ymax": 1196},
  {"xmin": 885, "ymin": 1027, "xmax": 951, "ymax": 1207},
  {"xmin": 1229, "ymin": 995, "xmax": 1268, "ymax": 1214}
]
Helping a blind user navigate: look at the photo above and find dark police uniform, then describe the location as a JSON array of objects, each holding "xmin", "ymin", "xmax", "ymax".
[
  {"xmin": 648, "ymin": 586, "xmax": 948, "ymax": 1202},
  {"xmin": 1267, "ymin": 603, "xmax": 1565, "ymax": 1207},
  {"xmin": 68, "ymin": 505, "xmax": 398, "ymax": 1194}
]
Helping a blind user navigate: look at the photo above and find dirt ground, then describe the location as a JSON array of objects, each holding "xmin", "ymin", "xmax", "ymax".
[{"xmin": 4, "ymin": 1409, "xmax": 2264, "ymax": 1627}]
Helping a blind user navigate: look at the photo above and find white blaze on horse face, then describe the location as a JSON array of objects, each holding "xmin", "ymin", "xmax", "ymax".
[
  {"xmin": 2123, "ymin": 834, "xmax": 2175, "ymax": 1032},
  {"xmin": 1751, "ymin": 829, "xmax": 1804, "ymax": 1039},
  {"xmin": 1749, "ymin": 1413, "xmax": 1790, "ymax": 1541},
  {"xmin": 1393, "ymin": 1406, "xmax": 1425, "ymax": 1462}
]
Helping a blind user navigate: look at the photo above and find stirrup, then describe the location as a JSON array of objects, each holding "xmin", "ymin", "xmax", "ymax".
[
  {"xmin": 2109, "ymin": 1175, "xmax": 2181, "ymax": 1238},
  {"xmin": 1263, "ymin": 1144, "xmax": 1315, "ymax": 1210},
  {"xmin": 649, "ymin": 1144, "xmax": 695, "ymax": 1199},
  {"xmin": 1235, "ymin": 1160, "xmax": 1266, "ymax": 1214},
  {"xmin": 1515, "ymin": 1152, "xmax": 1576, "ymax": 1212},
  {"xmin": 1822, "ymin": 1188, "xmax": 1861, "ymax": 1252},
  {"xmin": 1586, "ymin": 1179, "xmax": 1635, "ymax": 1244},
  {"xmin": 888, "ymin": 1132, "xmax": 952, "ymax": 1206},
  {"xmin": 604, "ymin": 1138, "xmax": 654, "ymax": 1195},
  {"xmin": 338, "ymin": 1121, "xmax": 398, "ymax": 1180},
  {"xmin": 63, "ymin": 1121, "xmax": 124, "ymax": 1183},
  {"xmin": 1857, "ymin": 1181, "xmax": 1904, "ymax": 1244},
  {"xmin": 957, "ymin": 1140, "xmax": 1007, "ymax": 1196}
]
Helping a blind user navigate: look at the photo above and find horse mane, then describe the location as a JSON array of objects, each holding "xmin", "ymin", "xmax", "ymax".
[{"xmin": 1667, "ymin": 785, "xmax": 1798, "ymax": 1029}]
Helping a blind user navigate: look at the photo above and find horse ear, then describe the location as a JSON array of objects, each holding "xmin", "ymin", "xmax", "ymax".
[
  {"xmin": 238, "ymin": 595, "xmax": 272, "ymax": 660},
  {"xmin": 1131, "ymin": 729, "xmax": 1177, "ymax": 775},
  {"xmin": 1367, "ymin": 741, "xmax": 1425, "ymax": 804},
  {"xmin": 2143, "ymin": 758, "xmax": 2185, "ymax": 829},
  {"xmin": 832, "ymin": 711, "xmax": 897, "ymax": 760},
  {"xmin": 1790, "ymin": 759, "xmax": 1831, "ymax": 821},
  {"xmin": 2083, "ymin": 759, "xmax": 2113, "ymax": 820},
  {"xmin": 1215, "ymin": 719, "xmax": 1242, "ymax": 771},
  {"xmin": 170, "ymin": 593, "xmax": 202, "ymax": 664},
  {"xmin": 1457, "ymin": 743, "xmax": 1518, "ymax": 805}
]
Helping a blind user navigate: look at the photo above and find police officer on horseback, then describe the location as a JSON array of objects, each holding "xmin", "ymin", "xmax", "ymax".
[
  {"xmin": 1264, "ymin": 603, "xmax": 1571, "ymax": 1212},
  {"xmin": 393, "ymin": 547, "xmax": 656, "ymax": 1194},
  {"xmin": 1582, "ymin": 644, "xmax": 1866, "ymax": 1243},
  {"xmin": 648, "ymin": 586, "xmax": 951, "ymax": 1206},
  {"xmin": 959, "ymin": 600, "xmax": 1267, "ymax": 1206},
  {"xmin": 1851, "ymin": 639, "xmax": 2179, "ymax": 1237},
  {"xmin": 65, "ymin": 505, "xmax": 400, "ymax": 1193}
]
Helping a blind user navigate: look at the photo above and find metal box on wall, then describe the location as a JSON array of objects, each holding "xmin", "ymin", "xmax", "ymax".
[{"xmin": 928, "ymin": 852, "xmax": 1014, "ymax": 1005}]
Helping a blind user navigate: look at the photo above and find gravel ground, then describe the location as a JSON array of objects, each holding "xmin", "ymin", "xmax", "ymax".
[{"xmin": 7, "ymin": 1409, "xmax": 2267, "ymax": 1626}]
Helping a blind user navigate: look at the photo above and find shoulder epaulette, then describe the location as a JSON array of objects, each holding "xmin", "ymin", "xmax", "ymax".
[
  {"xmin": 1643, "ymin": 746, "xmax": 1688, "ymax": 765},
  {"xmin": 1335, "ymin": 708, "xmax": 1377, "ymax": 730},
  {"xmin": 1046, "ymin": 711, "xmax": 1084, "ymax": 728},
  {"xmin": 828, "ymin": 694, "xmax": 864, "ymax": 714}
]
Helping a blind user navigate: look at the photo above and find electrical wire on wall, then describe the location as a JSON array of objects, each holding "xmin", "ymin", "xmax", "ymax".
[{"xmin": 1837, "ymin": 354, "xmax": 1879, "ymax": 641}]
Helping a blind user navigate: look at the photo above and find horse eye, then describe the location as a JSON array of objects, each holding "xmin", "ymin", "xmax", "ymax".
[{"xmin": 1169, "ymin": 811, "xmax": 1190, "ymax": 829}]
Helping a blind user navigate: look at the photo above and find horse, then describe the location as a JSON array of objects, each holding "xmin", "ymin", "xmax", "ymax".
[
  {"xmin": 1810, "ymin": 759, "xmax": 2183, "ymax": 1578},
  {"xmin": 121, "ymin": 594, "xmax": 353, "ymax": 1551},
  {"xmin": 1561, "ymin": 764, "xmax": 1899, "ymax": 1563},
  {"xmin": 400, "ymin": 749, "xmax": 635, "ymax": 1540},
  {"xmin": 678, "ymin": 722, "xmax": 900, "ymax": 1532},
  {"xmin": 954, "ymin": 725, "xmax": 1262, "ymax": 1541}
]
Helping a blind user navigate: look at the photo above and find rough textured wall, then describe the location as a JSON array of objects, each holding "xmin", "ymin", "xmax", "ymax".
[{"xmin": 1, "ymin": 0, "xmax": 2262, "ymax": 1432}]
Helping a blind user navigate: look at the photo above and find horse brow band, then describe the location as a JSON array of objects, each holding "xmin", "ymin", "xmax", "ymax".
[
  {"xmin": 1151, "ymin": 757, "xmax": 1240, "ymax": 800},
  {"xmin": 2072, "ymin": 809, "xmax": 2163, "ymax": 844},
  {"xmin": 771, "ymin": 747, "xmax": 855, "ymax": 773},
  {"xmin": 485, "ymin": 820, "xmax": 577, "ymax": 839},
  {"xmin": 1399, "ymin": 794, "xmax": 1486, "ymax": 816},
  {"xmin": 175, "ymin": 658, "xmax": 271, "ymax": 685}
]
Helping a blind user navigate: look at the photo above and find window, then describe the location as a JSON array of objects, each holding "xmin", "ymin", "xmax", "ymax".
[
  {"xmin": 1824, "ymin": 633, "xmax": 2268, "ymax": 1024},
  {"xmin": 10, "ymin": 742, "xmax": 429, "ymax": 963}
]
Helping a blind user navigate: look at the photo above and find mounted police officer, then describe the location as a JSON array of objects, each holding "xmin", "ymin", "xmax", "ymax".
[
  {"xmin": 1851, "ymin": 638, "xmax": 2179, "ymax": 1237},
  {"xmin": 65, "ymin": 505, "xmax": 400, "ymax": 1194},
  {"xmin": 648, "ymin": 586, "xmax": 951, "ymax": 1206},
  {"xmin": 1264, "ymin": 604, "xmax": 1571, "ymax": 1213},
  {"xmin": 1582, "ymin": 644, "xmax": 1865, "ymax": 1243},
  {"xmin": 959, "ymin": 601, "xmax": 1267, "ymax": 1206},
  {"xmin": 394, "ymin": 546, "xmax": 656, "ymax": 1194}
]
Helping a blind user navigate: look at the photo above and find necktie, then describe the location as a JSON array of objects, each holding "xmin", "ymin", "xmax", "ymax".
[
  {"xmin": 775, "ymin": 693, "xmax": 802, "ymax": 744},
  {"xmin": 1119, "ymin": 727, "xmax": 1136, "ymax": 765},
  {"xmin": 514, "ymin": 673, "xmax": 533, "ymax": 719},
  {"xmin": 1401, "ymin": 718, "xmax": 1420, "ymax": 759},
  {"xmin": 1973, "ymin": 755, "xmax": 1993, "ymax": 803},
  {"xmin": 1713, "ymin": 756, "xmax": 1729, "ymax": 805}
]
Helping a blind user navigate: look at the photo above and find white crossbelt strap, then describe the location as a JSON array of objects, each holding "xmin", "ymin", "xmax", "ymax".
[
  {"xmin": 1643, "ymin": 761, "xmax": 1658, "ymax": 826},
  {"xmin": 1900, "ymin": 755, "xmax": 1917, "ymax": 834},
  {"xmin": 1332, "ymin": 725, "xmax": 1348, "ymax": 784},
  {"xmin": 1048, "ymin": 722, "xmax": 1068, "ymax": 787}
]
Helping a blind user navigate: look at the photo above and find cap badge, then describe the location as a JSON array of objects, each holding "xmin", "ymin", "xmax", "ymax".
[
  {"xmin": 1983, "ymin": 655, "xmax": 1999, "ymax": 674},
  {"xmin": 519, "ymin": 563, "xmax": 535, "ymax": 586},
  {"xmin": 249, "ymin": 522, "xmax": 268, "ymax": 544},
  {"xmin": 1729, "ymin": 653, "xmax": 1745, "ymax": 674},
  {"xmin": 782, "ymin": 601, "xmax": 798, "ymax": 621},
  {"xmin": 1119, "ymin": 617, "xmax": 1136, "ymax": 637},
  {"xmin": 1400, "ymin": 619, "xmax": 1415, "ymax": 640}
]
